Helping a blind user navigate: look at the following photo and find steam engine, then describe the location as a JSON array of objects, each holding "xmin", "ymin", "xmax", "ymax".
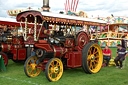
[
  {"xmin": 0, "ymin": 31, "xmax": 27, "ymax": 62},
  {"xmin": 16, "ymin": 8, "xmax": 103, "ymax": 81}
]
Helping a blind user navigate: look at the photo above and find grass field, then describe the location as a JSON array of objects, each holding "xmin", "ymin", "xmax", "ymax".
[{"xmin": 0, "ymin": 48, "xmax": 128, "ymax": 85}]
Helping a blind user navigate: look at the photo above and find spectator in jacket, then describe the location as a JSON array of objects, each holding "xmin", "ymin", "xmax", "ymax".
[{"xmin": 114, "ymin": 44, "xmax": 127, "ymax": 69}]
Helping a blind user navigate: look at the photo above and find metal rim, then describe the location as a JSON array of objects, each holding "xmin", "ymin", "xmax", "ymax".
[
  {"xmin": 87, "ymin": 44, "xmax": 103, "ymax": 73},
  {"xmin": 46, "ymin": 58, "xmax": 63, "ymax": 81},
  {"xmin": 25, "ymin": 56, "xmax": 41, "ymax": 77}
]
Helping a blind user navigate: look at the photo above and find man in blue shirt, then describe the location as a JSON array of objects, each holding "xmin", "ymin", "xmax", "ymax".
[{"xmin": 114, "ymin": 44, "xmax": 127, "ymax": 69}]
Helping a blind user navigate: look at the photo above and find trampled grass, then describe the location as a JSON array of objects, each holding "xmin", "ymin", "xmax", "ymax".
[{"xmin": 0, "ymin": 48, "xmax": 128, "ymax": 85}]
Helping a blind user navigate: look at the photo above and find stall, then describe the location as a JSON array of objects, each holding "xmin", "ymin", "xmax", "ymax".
[{"xmin": 91, "ymin": 16, "xmax": 128, "ymax": 47}]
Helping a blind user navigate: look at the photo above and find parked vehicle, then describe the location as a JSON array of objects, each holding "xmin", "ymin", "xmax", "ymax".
[{"xmin": 16, "ymin": 10, "xmax": 106, "ymax": 81}]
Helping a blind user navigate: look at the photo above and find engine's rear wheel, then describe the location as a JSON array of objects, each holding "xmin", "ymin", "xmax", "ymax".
[
  {"xmin": 45, "ymin": 58, "xmax": 63, "ymax": 82},
  {"xmin": 76, "ymin": 31, "xmax": 89, "ymax": 49},
  {"xmin": 24, "ymin": 56, "xmax": 41, "ymax": 77},
  {"xmin": 82, "ymin": 43, "xmax": 103, "ymax": 74},
  {"xmin": 0, "ymin": 52, "xmax": 8, "ymax": 66}
]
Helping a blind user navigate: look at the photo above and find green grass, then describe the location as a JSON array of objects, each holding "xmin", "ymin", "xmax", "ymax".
[{"xmin": 0, "ymin": 48, "xmax": 128, "ymax": 85}]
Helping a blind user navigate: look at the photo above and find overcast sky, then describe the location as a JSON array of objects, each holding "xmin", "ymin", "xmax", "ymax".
[{"xmin": 0, "ymin": 0, "xmax": 128, "ymax": 18}]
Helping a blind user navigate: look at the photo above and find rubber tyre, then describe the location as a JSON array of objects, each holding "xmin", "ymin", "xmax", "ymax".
[
  {"xmin": 82, "ymin": 42, "xmax": 103, "ymax": 74},
  {"xmin": 24, "ymin": 56, "xmax": 41, "ymax": 77},
  {"xmin": 45, "ymin": 58, "xmax": 63, "ymax": 82},
  {"xmin": 82, "ymin": 42, "xmax": 92, "ymax": 73}
]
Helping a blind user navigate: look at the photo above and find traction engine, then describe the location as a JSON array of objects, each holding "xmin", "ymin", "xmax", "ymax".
[
  {"xmin": 16, "ymin": 11, "xmax": 103, "ymax": 82},
  {"xmin": 0, "ymin": 27, "xmax": 32, "ymax": 66}
]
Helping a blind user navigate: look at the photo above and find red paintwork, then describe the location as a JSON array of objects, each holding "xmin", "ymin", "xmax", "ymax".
[
  {"xmin": 65, "ymin": 38, "xmax": 75, "ymax": 47},
  {"xmin": 75, "ymin": 46, "xmax": 82, "ymax": 51},
  {"xmin": 0, "ymin": 37, "xmax": 26, "ymax": 61},
  {"xmin": 11, "ymin": 49, "xmax": 17, "ymax": 60},
  {"xmin": 11, "ymin": 48, "xmax": 26, "ymax": 60},
  {"xmin": 41, "ymin": 64, "xmax": 46, "ymax": 71},
  {"xmin": 1, "ymin": 38, "xmax": 24, "ymax": 52},
  {"xmin": 16, "ymin": 11, "xmax": 42, "ymax": 23},
  {"xmin": 52, "ymin": 45, "xmax": 67, "ymax": 57},
  {"xmin": 18, "ymin": 48, "xmax": 26, "ymax": 60},
  {"xmin": 0, "ymin": 52, "xmax": 8, "ymax": 66},
  {"xmin": 35, "ymin": 43, "xmax": 53, "ymax": 52},
  {"xmin": 1, "ymin": 43, "xmax": 13, "ymax": 52},
  {"xmin": 36, "ymin": 59, "xmax": 49, "ymax": 71},
  {"xmin": 67, "ymin": 51, "xmax": 82, "ymax": 68},
  {"xmin": 37, "ymin": 27, "xmax": 47, "ymax": 38},
  {"xmin": 24, "ymin": 35, "xmax": 35, "ymax": 44},
  {"xmin": 13, "ymin": 37, "xmax": 24, "ymax": 45},
  {"xmin": 43, "ymin": 59, "xmax": 49, "ymax": 63},
  {"xmin": 76, "ymin": 32, "xmax": 89, "ymax": 49},
  {"xmin": 64, "ymin": 53, "xmax": 69, "ymax": 58},
  {"xmin": 39, "ymin": 40, "xmax": 47, "ymax": 43}
]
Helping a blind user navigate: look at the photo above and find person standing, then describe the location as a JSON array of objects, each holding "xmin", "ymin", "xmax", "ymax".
[
  {"xmin": 121, "ymin": 35, "xmax": 127, "ymax": 49},
  {"xmin": 102, "ymin": 45, "xmax": 111, "ymax": 67},
  {"xmin": 114, "ymin": 44, "xmax": 127, "ymax": 69}
]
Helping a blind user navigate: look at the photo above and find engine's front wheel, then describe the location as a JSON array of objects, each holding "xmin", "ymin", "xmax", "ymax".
[
  {"xmin": 24, "ymin": 56, "xmax": 41, "ymax": 77},
  {"xmin": 45, "ymin": 58, "xmax": 63, "ymax": 82}
]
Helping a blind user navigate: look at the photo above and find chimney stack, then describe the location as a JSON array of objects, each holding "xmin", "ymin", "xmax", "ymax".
[{"xmin": 42, "ymin": 0, "xmax": 50, "ymax": 12}]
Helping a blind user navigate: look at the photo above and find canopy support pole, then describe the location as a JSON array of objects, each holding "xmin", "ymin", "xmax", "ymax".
[
  {"xmin": 36, "ymin": 20, "xmax": 45, "ymax": 41},
  {"xmin": 96, "ymin": 26, "xmax": 98, "ymax": 39},
  {"xmin": 75, "ymin": 25, "xmax": 76, "ymax": 38},
  {"xmin": 20, "ymin": 22, "xmax": 25, "ymax": 38},
  {"xmin": 87, "ymin": 25, "xmax": 90, "ymax": 34},
  {"xmin": 108, "ymin": 25, "xmax": 110, "ymax": 46},
  {"xmin": 34, "ymin": 17, "xmax": 37, "ymax": 41},
  {"xmin": 24, "ymin": 18, "xmax": 27, "ymax": 41}
]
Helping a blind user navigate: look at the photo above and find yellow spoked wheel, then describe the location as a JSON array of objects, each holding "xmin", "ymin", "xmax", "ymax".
[
  {"xmin": 24, "ymin": 56, "xmax": 41, "ymax": 77},
  {"xmin": 82, "ymin": 43, "xmax": 103, "ymax": 74},
  {"xmin": 45, "ymin": 58, "xmax": 63, "ymax": 82}
]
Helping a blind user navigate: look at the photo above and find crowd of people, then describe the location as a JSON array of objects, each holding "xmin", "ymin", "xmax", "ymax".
[{"xmin": 102, "ymin": 35, "xmax": 127, "ymax": 69}]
